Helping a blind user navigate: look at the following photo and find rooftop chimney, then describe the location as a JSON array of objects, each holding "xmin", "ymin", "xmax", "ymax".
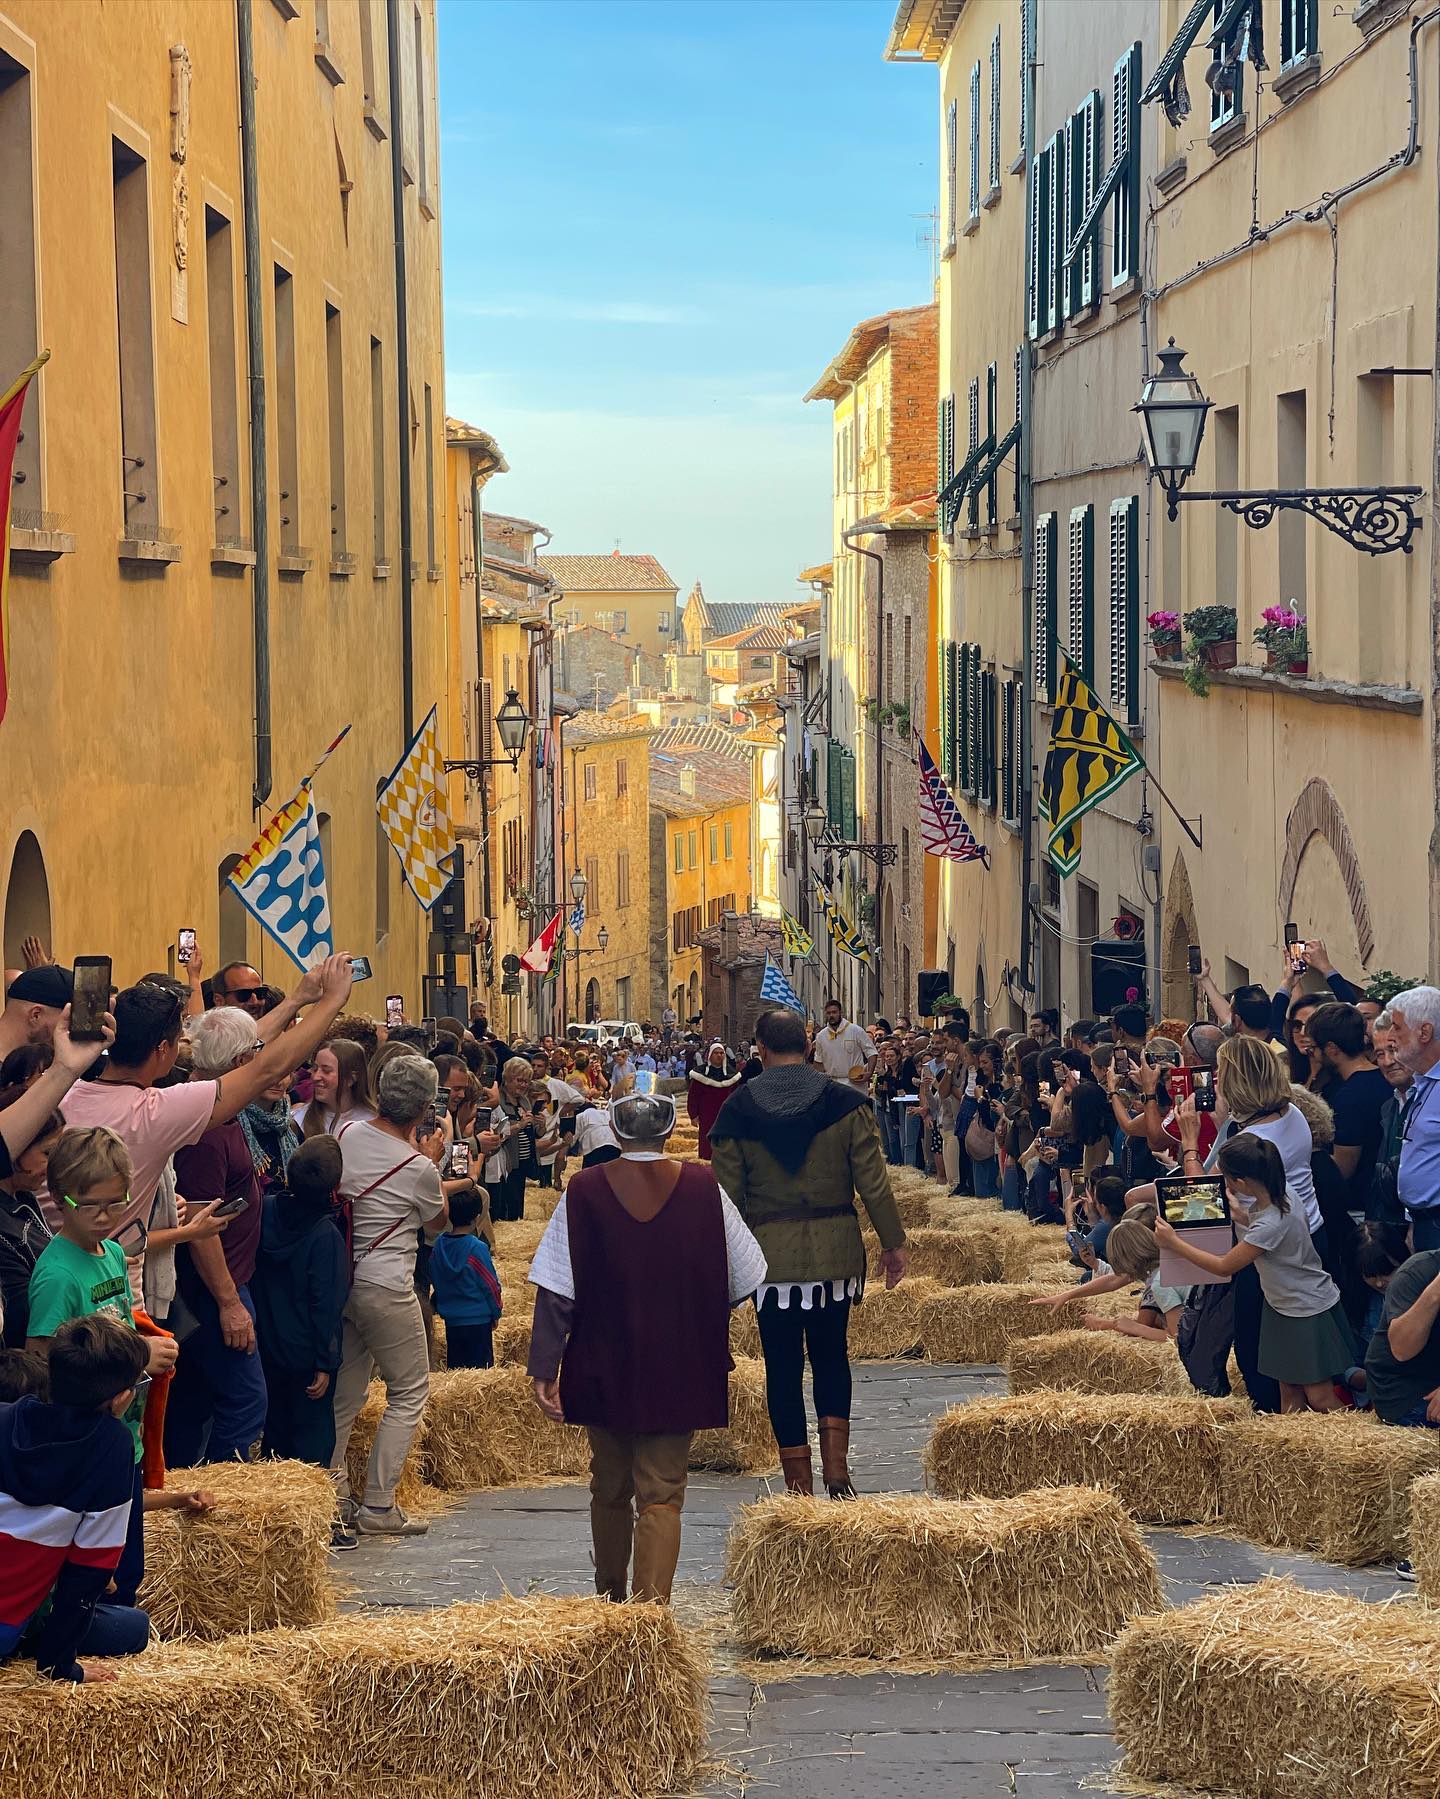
[{"xmin": 720, "ymin": 909, "xmax": 739, "ymax": 965}]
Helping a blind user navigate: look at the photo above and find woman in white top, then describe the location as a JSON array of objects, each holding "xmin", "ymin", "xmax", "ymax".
[
  {"xmin": 1213, "ymin": 1036, "xmax": 1321, "ymax": 1236},
  {"xmin": 296, "ymin": 1038, "xmax": 377, "ymax": 1139},
  {"xmin": 328, "ymin": 1053, "xmax": 446, "ymax": 1536}
]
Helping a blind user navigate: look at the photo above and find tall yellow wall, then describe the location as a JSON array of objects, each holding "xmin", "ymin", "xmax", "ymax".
[
  {"xmin": 560, "ymin": 727, "xmax": 651, "ymax": 1024},
  {"xmin": 0, "ymin": 0, "xmax": 446, "ymax": 1003}
]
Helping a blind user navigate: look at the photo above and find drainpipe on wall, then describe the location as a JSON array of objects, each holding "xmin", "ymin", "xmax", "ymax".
[
  {"xmin": 843, "ymin": 519, "xmax": 885, "ymax": 1020},
  {"xmin": 235, "ymin": 0, "xmax": 270, "ymax": 808},
  {"xmin": 386, "ymin": 0, "xmax": 414, "ymax": 742},
  {"xmin": 470, "ymin": 471, "xmax": 493, "ymax": 996}
]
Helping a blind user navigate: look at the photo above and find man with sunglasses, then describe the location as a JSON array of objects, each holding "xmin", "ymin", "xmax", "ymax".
[{"xmin": 209, "ymin": 962, "xmax": 268, "ymax": 1022}]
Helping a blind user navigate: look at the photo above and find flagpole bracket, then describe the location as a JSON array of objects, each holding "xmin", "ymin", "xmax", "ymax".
[{"xmin": 818, "ymin": 826, "xmax": 898, "ymax": 867}]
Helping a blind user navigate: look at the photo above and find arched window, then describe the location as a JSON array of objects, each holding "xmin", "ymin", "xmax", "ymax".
[
  {"xmin": 4, "ymin": 832, "xmax": 51, "ymax": 967},
  {"xmin": 584, "ymin": 978, "xmax": 600, "ymax": 1023},
  {"xmin": 218, "ymin": 856, "xmax": 248, "ymax": 967},
  {"xmin": 687, "ymin": 969, "xmax": 700, "ymax": 1020}
]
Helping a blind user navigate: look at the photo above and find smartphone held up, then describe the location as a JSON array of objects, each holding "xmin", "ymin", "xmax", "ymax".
[
  {"xmin": 178, "ymin": 928, "xmax": 197, "ymax": 967},
  {"xmin": 70, "ymin": 957, "xmax": 112, "ymax": 1041}
]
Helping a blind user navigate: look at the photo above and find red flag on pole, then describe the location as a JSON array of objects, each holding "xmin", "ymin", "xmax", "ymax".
[
  {"xmin": 0, "ymin": 351, "xmax": 48, "ymax": 726},
  {"xmin": 519, "ymin": 909, "xmax": 563, "ymax": 973}
]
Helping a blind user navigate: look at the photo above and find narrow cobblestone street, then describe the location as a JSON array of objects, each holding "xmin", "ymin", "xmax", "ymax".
[{"xmin": 341, "ymin": 1362, "xmax": 1409, "ymax": 1797}]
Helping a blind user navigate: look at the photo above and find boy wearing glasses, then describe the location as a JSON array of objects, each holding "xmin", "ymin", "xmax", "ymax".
[{"xmin": 25, "ymin": 1128, "xmax": 179, "ymax": 1612}]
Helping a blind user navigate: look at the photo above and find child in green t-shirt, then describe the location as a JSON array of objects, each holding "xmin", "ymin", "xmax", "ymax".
[{"xmin": 26, "ymin": 1128, "xmax": 179, "ymax": 1607}]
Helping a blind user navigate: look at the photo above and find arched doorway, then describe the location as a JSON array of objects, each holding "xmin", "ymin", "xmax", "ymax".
[
  {"xmin": 974, "ymin": 963, "xmax": 988, "ymax": 1036},
  {"xmin": 687, "ymin": 969, "xmax": 700, "ymax": 1021},
  {"xmin": 584, "ymin": 978, "xmax": 600, "ymax": 1022},
  {"xmin": 4, "ymin": 832, "xmax": 51, "ymax": 968},
  {"xmin": 218, "ymin": 855, "xmax": 248, "ymax": 968}
]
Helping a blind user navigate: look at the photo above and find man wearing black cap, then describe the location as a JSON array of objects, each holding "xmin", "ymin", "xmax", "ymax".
[{"xmin": 0, "ymin": 966, "xmax": 74, "ymax": 1063}]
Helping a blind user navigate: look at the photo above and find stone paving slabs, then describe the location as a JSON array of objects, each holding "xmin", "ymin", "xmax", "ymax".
[{"xmin": 340, "ymin": 1359, "xmax": 1410, "ymax": 1797}]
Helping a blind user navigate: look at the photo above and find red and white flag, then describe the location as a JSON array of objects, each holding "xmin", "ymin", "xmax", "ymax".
[{"xmin": 520, "ymin": 909, "xmax": 563, "ymax": 973}]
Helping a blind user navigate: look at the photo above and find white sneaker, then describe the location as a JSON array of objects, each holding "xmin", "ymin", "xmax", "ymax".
[{"xmin": 356, "ymin": 1504, "xmax": 429, "ymax": 1536}]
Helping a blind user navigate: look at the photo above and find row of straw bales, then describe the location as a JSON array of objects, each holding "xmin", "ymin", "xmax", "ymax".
[
  {"xmin": 0, "ymin": 1595, "xmax": 708, "ymax": 1799},
  {"xmin": 924, "ymin": 1388, "xmax": 1440, "ymax": 1564}
]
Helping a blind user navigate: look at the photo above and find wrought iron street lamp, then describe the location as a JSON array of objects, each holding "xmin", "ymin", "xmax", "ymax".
[
  {"xmin": 444, "ymin": 687, "xmax": 533, "ymax": 777},
  {"xmin": 1135, "ymin": 339, "xmax": 1422, "ymax": 555},
  {"xmin": 570, "ymin": 867, "xmax": 587, "ymax": 906}
]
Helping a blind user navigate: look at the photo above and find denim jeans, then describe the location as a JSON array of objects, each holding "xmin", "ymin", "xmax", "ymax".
[
  {"xmin": 163, "ymin": 1283, "xmax": 268, "ymax": 1466},
  {"xmin": 874, "ymin": 1102, "xmax": 900, "ymax": 1165},
  {"xmin": 1411, "ymin": 1210, "xmax": 1440, "ymax": 1252},
  {"xmin": 80, "ymin": 1601, "xmax": 151, "ymax": 1659},
  {"xmin": 971, "ymin": 1155, "xmax": 1000, "ymax": 1198}
]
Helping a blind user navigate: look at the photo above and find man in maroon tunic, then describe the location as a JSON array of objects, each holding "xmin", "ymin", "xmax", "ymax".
[{"xmin": 527, "ymin": 1091, "xmax": 766, "ymax": 1603}]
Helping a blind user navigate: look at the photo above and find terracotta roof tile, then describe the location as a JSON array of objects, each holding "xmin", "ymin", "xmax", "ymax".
[{"xmin": 538, "ymin": 552, "xmax": 678, "ymax": 593}]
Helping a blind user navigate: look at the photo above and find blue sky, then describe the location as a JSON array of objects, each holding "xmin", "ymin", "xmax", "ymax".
[{"xmin": 438, "ymin": 0, "xmax": 936, "ymax": 604}]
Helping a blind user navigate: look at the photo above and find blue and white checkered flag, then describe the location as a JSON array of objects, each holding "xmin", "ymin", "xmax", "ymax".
[
  {"xmin": 228, "ymin": 785, "xmax": 334, "ymax": 971},
  {"xmin": 759, "ymin": 952, "xmax": 805, "ymax": 1015}
]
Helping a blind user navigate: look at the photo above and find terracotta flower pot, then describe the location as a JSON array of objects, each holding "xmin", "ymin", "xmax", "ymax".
[
  {"xmin": 1288, "ymin": 658, "xmax": 1308, "ymax": 677},
  {"xmin": 1201, "ymin": 639, "xmax": 1238, "ymax": 672},
  {"xmin": 1152, "ymin": 638, "xmax": 1182, "ymax": 661},
  {"xmin": 1264, "ymin": 648, "xmax": 1308, "ymax": 676}
]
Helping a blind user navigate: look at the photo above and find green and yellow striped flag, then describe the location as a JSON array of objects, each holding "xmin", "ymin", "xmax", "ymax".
[
  {"xmin": 781, "ymin": 905, "xmax": 815, "ymax": 961},
  {"xmin": 1039, "ymin": 652, "xmax": 1145, "ymax": 877},
  {"xmin": 813, "ymin": 876, "xmax": 870, "ymax": 966}
]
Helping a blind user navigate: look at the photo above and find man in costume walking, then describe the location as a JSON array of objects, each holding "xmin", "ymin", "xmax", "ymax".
[
  {"xmin": 527, "ymin": 1090, "xmax": 765, "ymax": 1602},
  {"xmin": 709, "ymin": 1008, "xmax": 907, "ymax": 1498}
]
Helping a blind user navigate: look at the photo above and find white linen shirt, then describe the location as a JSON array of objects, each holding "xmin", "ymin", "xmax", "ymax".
[{"xmin": 529, "ymin": 1153, "xmax": 767, "ymax": 1302}]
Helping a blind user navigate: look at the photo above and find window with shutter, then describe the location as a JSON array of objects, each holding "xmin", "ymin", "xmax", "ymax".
[
  {"xmin": 1281, "ymin": 0, "xmax": 1317, "ymax": 63},
  {"xmin": 1210, "ymin": 1, "xmax": 1240, "ymax": 129},
  {"xmin": 947, "ymin": 641, "xmax": 962, "ymax": 786},
  {"xmin": 1061, "ymin": 115, "xmax": 1076, "ymax": 325},
  {"xmin": 1035, "ymin": 511, "xmax": 1058, "ymax": 704},
  {"xmin": 981, "ymin": 667, "xmax": 997, "ymax": 808},
  {"xmin": 938, "ymin": 393, "xmax": 957, "ymax": 535},
  {"xmin": 1067, "ymin": 505, "xmax": 1095, "ymax": 682},
  {"xmin": 968, "ymin": 61, "xmax": 981, "ymax": 220},
  {"xmin": 1112, "ymin": 45, "xmax": 1140, "ymax": 286},
  {"xmin": 827, "ymin": 738, "xmax": 842, "ymax": 829},
  {"xmin": 1077, "ymin": 91, "xmax": 1098, "ymax": 306},
  {"xmin": 989, "ymin": 27, "xmax": 1002, "ymax": 191},
  {"xmin": 1018, "ymin": 0, "xmax": 1032, "ymax": 164},
  {"xmin": 1000, "ymin": 678, "xmax": 1014, "ymax": 822},
  {"xmin": 478, "ymin": 678, "xmax": 494, "ymax": 766},
  {"xmin": 945, "ymin": 97, "xmax": 959, "ymax": 251},
  {"xmin": 1109, "ymin": 494, "xmax": 1140, "ymax": 719},
  {"xmin": 1064, "ymin": 94, "xmax": 1099, "ymax": 318},
  {"xmin": 1047, "ymin": 129, "xmax": 1065, "ymax": 337},
  {"xmin": 984, "ymin": 363, "xmax": 998, "ymax": 523},
  {"xmin": 1028, "ymin": 144, "xmax": 1049, "ymax": 338},
  {"xmin": 840, "ymin": 747, "xmax": 857, "ymax": 842},
  {"xmin": 958, "ymin": 644, "xmax": 973, "ymax": 797},
  {"xmin": 1013, "ymin": 346, "xmax": 1024, "ymax": 514},
  {"xmin": 966, "ymin": 377, "xmax": 980, "ymax": 527},
  {"xmin": 938, "ymin": 636, "xmax": 953, "ymax": 777}
]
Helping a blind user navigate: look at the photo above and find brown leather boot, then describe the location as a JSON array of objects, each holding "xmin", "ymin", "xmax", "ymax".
[
  {"xmin": 778, "ymin": 1445, "xmax": 814, "ymax": 1495},
  {"xmin": 590, "ymin": 1502, "xmax": 634, "ymax": 1602},
  {"xmin": 631, "ymin": 1502, "xmax": 682, "ymax": 1603},
  {"xmin": 818, "ymin": 1418, "xmax": 856, "ymax": 1499}
]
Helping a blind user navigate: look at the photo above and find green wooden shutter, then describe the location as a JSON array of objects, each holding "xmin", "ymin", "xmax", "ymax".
[
  {"xmin": 988, "ymin": 27, "xmax": 1001, "ymax": 191},
  {"xmin": 1061, "ymin": 114, "xmax": 1076, "ymax": 325},
  {"xmin": 1112, "ymin": 44, "xmax": 1141, "ymax": 285},
  {"xmin": 1109, "ymin": 494, "xmax": 1140, "ymax": 719},
  {"xmin": 1078, "ymin": 90, "xmax": 1099, "ymax": 306},
  {"xmin": 966, "ymin": 377, "xmax": 980, "ymax": 527},
  {"xmin": 1047, "ymin": 128, "xmax": 1065, "ymax": 338},
  {"xmin": 969, "ymin": 60, "xmax": 981, "ymax": 219},
  {"xmin": 827, "ymin": 737, "xmax": 842, "ymax": 829},
  {"xmin": 840, "ymin": 747, "xmax": 857, "ymax": 842},
  {"xmin": 945, "ymin": 97, "xmax": 959, "ymax": 250},
  {"xmin": 1018, "ymin": 0, "xmax": 1033, "ymax": 164},
  {"xmin": 947, "ymin": 641, "xmax": 962, "ymax": 786},
  {"xmin": 1028, "ymin": 145, "xmax": 1049, "ymax": 338},
  {"xmin": 985, "ymin": 361, "xmax": 998, "ymax": 523},
  {"xmin": 938, "ymin": 636, "xmax": 953, "ymax": 776},
  {"xmin": 1013, "ymin": 345, "xmax": 1024, "ymax": 516},
  {"xmin": 1068, "ymin": 504, "xmax": 1095, "ymax": 682},
  {"xmin": 1035, "ymin": 511, "xmax": 1058, "ymax": 704},
  {"xmin": 980, "ymin": 666, "xmax": 996, "ymax": 807}
]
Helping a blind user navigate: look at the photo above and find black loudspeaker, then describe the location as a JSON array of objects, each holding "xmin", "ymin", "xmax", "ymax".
[
  {"xmin": 917, "ymin": 969, "xmax": 950, "ymax": 1017},
  {"xmin": 1090, "ymin": 938, "xmax": 1147, "ymax": 1016}
]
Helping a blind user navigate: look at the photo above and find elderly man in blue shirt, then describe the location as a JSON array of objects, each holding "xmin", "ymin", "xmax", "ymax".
[{"xmin": 1389, "ymin": 987, "xmax": 1440, "ymax": 1251}]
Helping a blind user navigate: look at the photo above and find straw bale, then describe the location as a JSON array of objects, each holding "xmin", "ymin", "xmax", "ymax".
[
  {"xmin": 419, "ymin": 1366, "xmax": 589, "ymax": 1489},
  {"xmin": 234, "ymin": 1593, "xmax": 709, "ymax": 1797},
  {"xmin": 140, "ymin": 1458, "xmax": 337, "ymax": 1641},
  {"xmin": 727, "ymin": 1487, "xmax": 1163, "ymax": 1664},
  {"xmin": 871, "ymin": 1225, "xmax": 1008, "ymax": 1287},
  {"xmin": 690, "ymin": 1355, "xmax": 777, "ymax": 1473},
  {"xmin": 918, "ymin": 1283, "xmax": 1131, "ymax": 1364},
  {"xmin": 0, "ymin": 1642, "xmax": 308, "ymax": 1799},
  {"xmin": 493, "ymin": 1216, "xmax": 547, "ymax": 1261},
  {"xmin": 346, "ymin": 1382, "xmax": 449, "ymax": 1514},
  {"xmin": 890, "ymin": 1184, "xmax": 932, "ymax": 1230},
  {"xmin": 493, "ymin": 1311, "xmax": 533, "ymax": 1366},
  {"xmin": 847, "ymin": 1277, "xmax": 947, "ymax": 1358},
  {"xmin": 728, "ymin": 1302, "xmax": 761, "ymax": 1359},
  {"xmin": 1218, "ymin": 1409, "xmax": 1439, "ymax": 1566},
  {"xmin": 1008, "ymin": 1329, "xmax": 1181, "ymax": 1396},
  {"xmin": 1412, "ymin": 1470, "xmax": 1440, "ymax": 1603},
  {"xmin": 1110, "ymin": 1577, "xmax": 1440, "ymax": 1798},
  {"xmin": 924, "ymin": 1388, "xmax": 1239, "ymax": 1523}
]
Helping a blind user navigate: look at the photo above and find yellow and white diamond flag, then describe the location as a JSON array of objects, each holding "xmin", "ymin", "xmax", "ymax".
[{"xmin": 377, "ymin": 704, "xmax": 454, "ymax": 910}]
